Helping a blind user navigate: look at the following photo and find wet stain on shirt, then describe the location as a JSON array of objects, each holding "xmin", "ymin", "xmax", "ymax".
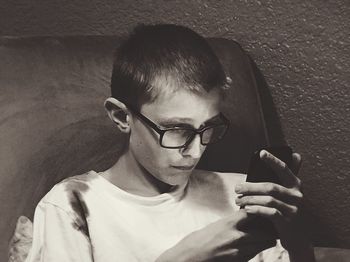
[
  {"xmin": 63, "ymin": 179, "xmax": 91, "ymax": 237},
  {"xmin": 71, "ymin": 190, "xmax": 90, "ymax": 237}
]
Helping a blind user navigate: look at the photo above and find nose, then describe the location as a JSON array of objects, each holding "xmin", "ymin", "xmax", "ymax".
[{"xmin": 181, "ymin": 134, "xmax": 203, "ymax": 159}]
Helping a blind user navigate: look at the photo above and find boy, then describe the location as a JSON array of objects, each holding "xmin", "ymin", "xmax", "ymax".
[{"xmin": 24, "ymin": 24, "xmax": 315, "ymax": 261}]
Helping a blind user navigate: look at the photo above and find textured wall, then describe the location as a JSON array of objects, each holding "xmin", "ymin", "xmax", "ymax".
[{"xmin": 1, "ymin": 0, "xmax": 349, "ymax": 247}]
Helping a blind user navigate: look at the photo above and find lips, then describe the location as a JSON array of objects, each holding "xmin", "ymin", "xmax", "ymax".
[{"xmin": 171, "ymin": 165, "xmax": 196, "ymax": 170}]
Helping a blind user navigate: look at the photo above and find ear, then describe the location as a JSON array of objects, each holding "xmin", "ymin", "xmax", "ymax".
[{"xmin": 104, "ymin": 97, "xmax": 131, "ymax": 133}]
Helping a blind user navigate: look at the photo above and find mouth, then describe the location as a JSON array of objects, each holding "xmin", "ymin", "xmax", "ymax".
[{"xmin": 171, "ymin": 165, "xmax": 196, "ymax": 171}]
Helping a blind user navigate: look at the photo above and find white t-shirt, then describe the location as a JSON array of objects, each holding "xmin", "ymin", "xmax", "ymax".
[{"xmin": 25, "ymin": 170, "xmax": 289, "ymax": 262}]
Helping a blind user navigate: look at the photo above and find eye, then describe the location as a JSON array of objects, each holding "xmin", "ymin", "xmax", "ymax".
[
  {"xmin": 169, "ymin": 129, "xmax": 193, "ymax": 136},
  {"xmin": 161, "ymin": 123, "xmax": 194, "ymax": 129}
]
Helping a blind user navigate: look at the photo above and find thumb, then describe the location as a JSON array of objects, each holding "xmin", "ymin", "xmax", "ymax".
[
  {"xmin": 226, "ymin": 210, "xmax": 254, "ymax": 229},
  {"xmin": 15, "ymin": 216, "xmax": 33, "ymax": 239},
  {"xmin": 291, "ymin": 153, "xmax": 302, "ymax": 175}
]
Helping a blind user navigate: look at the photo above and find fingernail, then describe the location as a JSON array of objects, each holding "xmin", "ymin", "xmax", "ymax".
[
  {"xmin": 235, "ymin": 197, "xmax": 242, "ymax": 205},
  {"xmin": 235, "ymin": 184, "xmax": 242, "ymax": 193},
  {"xmin": 19, "ymin": 216, "xmax": 28, "ymax": 224}
]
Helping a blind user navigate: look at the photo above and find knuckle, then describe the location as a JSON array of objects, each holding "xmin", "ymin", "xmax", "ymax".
[
  {"xmin": 266, "ymin": 183, "xmax": 277, "ymax": 194},
  {"xmin": 232, "ymin": 231, "xmax": 245, "ymax": 242},
  {"xmin": 296, "ymin": 190, "xmax": 304, "ymax": 199},
  {"xmin": 292, "ymin": 190, "xmax": 304, "ymax": 202},
  {"xmin": 232, "ymin": 248, "xmax": 239, "ymax": 255},
  {"xmin": 225, "ymin": 218, "xmax": 235, "ymax": 228},
  {"xmin": 266, "ymin": 196, "xmax": 275, "ymax": 206},
  {"xmin": 229, "ymin": 249, "xmax": 239, "ymax": 257},
  {"xmin": 280, "ymin": 161, "xmax": 287, "ymax": 170},
  {"xmin": 237, "ymin": 230, "xmax": 245, "ymax": 240},
  {"xmin": 271, "ymin": 208, "xmax": 280, "ymax": 217},
  {"xmin": 290, "ymin": 206, "xmax": 298, "ymax": 216},
  {"xmin": 228, "ymin": 231, "xmax": 237, "ymax": 243}
]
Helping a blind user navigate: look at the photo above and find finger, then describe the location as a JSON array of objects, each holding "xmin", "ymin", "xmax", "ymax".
[
  {"xmin": 235, "ymin": 195, "xmax": 299, "ymax": 218},
  {"xmin": 224, "ymin": 210, "xmax": 255, "ymax": 229},
  {"xmin": 216, "ymin": 240, "xmax": 276, "ymax": 261},
  {"xmin": 260, "ymin": 150, "xmax": 300, "ymax": 188},
  {"xmin": 235, "ymin": 182, "xmax": 303, "ymax": 205},
  {"xmin": 243, "ymin": 205, "xmax": 284, "ymax": 223},
  {"xmin": 291, "ymin": 152, "xmax": 302, "ymax": 175}
]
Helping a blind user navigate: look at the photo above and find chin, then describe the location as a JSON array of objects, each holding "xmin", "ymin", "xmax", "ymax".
[{"xmin": 162, "ymin": 169, "xmax": 193, "ymax": 186}]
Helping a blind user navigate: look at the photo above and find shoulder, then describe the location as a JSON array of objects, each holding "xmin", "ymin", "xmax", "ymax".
[
  {"xmin": 31, "ymin": 171, "xmax": 101, "ymax": 239},
  {"xmin": 39, "ymin": 171, "xmax": 99, "ymax": 213}
]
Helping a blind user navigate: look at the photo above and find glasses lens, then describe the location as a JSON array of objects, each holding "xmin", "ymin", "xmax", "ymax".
[
  {"xmin": 201, "ymin": 125, "xmax": 228, "ymax": 145},
  {"xmin": 162, "ymin": 129, "xmax": 194, "ymax": 148}
]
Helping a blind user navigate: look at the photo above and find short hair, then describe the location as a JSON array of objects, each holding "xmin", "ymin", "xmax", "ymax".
[{"xmin": 111, "ymin": 24, "xmax": 227, "ymax": 110}]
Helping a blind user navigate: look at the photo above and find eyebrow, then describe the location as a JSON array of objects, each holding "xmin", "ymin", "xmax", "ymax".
[{"xmin": 157, "ymin": 113, "xmax": 222, "ymax": 128}]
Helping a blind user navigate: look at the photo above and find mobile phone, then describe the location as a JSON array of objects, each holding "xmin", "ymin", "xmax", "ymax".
[
  {"xmin": 246, "ymin": 146, "xmax": 293, "ymax": 185},
  {"xmin": 241, "ymin": 146, "xmax": 294, "ymax": 239}
]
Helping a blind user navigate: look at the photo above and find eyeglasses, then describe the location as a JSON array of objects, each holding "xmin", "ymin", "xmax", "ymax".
[{"xmin": 127, "ymin": 106, "xmax": 230, "ymax": 149}]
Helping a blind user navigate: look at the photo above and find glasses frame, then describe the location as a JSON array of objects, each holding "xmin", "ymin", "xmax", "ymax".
[{"xmin": 127, "ymin": 106, "xmax": 230, "ymax": 149}]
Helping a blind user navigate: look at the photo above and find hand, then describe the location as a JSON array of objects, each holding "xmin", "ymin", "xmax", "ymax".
[
  {"xmin": 156, "ymin": 210, "xmax": 276, "ymax": 262},
  {"xmin": 234, "ymin": 150, "xmax": 315, "ymax": 261},
  {"xmin": 8, "ymin": 216, "xmax": 33, "ymax": 262}
]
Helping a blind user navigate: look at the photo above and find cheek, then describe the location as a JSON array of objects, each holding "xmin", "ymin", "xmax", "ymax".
[
  {"xmin": 129, "ymin": 123, "xmax": 157, "ymax": 153},
  {"xmin": 129, "ymin": 127, "xmax": 176, "ymax": 169}
]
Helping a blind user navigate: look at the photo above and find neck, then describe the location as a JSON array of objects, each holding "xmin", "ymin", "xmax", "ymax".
[{"xmin": 103, "ymin": 148, "xmax": 175, "ymax": 197}]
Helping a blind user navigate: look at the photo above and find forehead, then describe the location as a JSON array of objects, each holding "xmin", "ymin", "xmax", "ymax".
[{"xmin": 140, "ymin": 88, "xmax": 222, "ymax": 126}]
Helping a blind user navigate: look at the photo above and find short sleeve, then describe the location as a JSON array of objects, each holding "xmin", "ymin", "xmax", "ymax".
[{"xmin": 25, "ymin": 201, "xmax": 93, "ymax": 262}]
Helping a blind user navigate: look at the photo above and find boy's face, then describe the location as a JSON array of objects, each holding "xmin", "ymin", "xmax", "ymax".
[{"xmin": 128, "ymin": 88, "xmax": 222, "ymax": 187}]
